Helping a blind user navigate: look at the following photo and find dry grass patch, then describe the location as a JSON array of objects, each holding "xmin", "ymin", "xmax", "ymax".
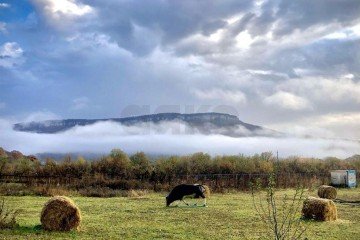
[{"xmin": 127, "ymin": 189, "xmax": 149, "ymax": 198}]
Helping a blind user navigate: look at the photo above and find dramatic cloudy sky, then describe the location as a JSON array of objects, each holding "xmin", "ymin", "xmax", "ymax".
[{"xmin": 0, "ymin": 0, "xmax": 359, "ymax": 157}]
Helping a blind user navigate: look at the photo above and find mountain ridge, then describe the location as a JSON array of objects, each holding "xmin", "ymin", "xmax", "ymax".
[{"xmin": 13, "ymin": 112, "xmax": 274, "ymax": 137}]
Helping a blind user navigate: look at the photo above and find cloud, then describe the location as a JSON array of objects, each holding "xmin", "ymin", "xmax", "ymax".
[
  {"xmin": 309, "ymin": 113, "xmax": 360, "ymax": 140},
  {"xmin": 33, "ymin": 0, "xmax": 93, "ymax": 16},
  {"xmin": 1, "ymin": 0, "xmax": 360, "ymax": 141},
  {"xmin": 0, "ymin": 22, "xmax": 6, "ymax": 33},
  {"xmin": 0, "ymin": 42, "xmax": 24, "ymax": 68},
  {"xmin": 0, "ymin": 3, "xmax": 10, "ymax": 8},
  {"xmin": 271, "ymin": 112, "xmax": 360, "ymax": 141},
  {"xmin": 193, "ymin": 89, "xmax": 247, "ymax": 105},
  {"xmin": 23, "ymin": 111, "xmax": 60, "ymax": 122},
  {"xmin": 71, "ymin": 97, "xmax": 90, "ymax": 110},
  {"xmin": 278, "ymin": 76, "xmax": 360, "ymax": 105},
  {"xmin": 65, "ymin": 0, "xmax": 254, "ymax": 55},
  {"xmin": 0, "ymin": 118, "xmax": 359, "ymax": 158},
  {"xmin": 264, "ymin": 91, "xmax": 312, "ymax": 110},
  {"xmin": 321, "ymin": 22, "xmax": 360, "ymax": 41},
  {"xmin": 0, "ymin": 42, "xmax": 23, "ymax": 58},
  {"xmin": 272, "ymin": 0, "xmax": 360, "ymax": 38},
  {"xmin": 31, "ymin": 0, "xmax": 95, "ymax": 29}
]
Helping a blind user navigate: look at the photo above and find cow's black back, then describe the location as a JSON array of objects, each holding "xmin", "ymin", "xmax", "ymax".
[{"xmin": 166, "ymin": 184, "xmax": 206, "ymax": 206}]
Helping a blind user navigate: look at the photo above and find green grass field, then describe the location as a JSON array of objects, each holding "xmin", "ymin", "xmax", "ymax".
[{"xmin": 1, "ymin": 188, "xmax": 359, "ymax": 240}]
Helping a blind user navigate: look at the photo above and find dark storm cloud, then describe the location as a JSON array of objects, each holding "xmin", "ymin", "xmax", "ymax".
[
  {"xmin": 251, "ymin": 38, "xmax": 360, "ymax": 78},
  {"xmin": 273, "ymin": 0, "xmax": 360, "ymax": 38},
  {"xmin": 85, "ymin": 0, "xmax": 254, "ymax": 55},
  {"xmin": 300, "ymin": 38, "xmax": 360, "ymax": 76},
  {"xmin": 247, "ymin": 0, "xmax": 275, "ymax": 37},
  {"xmin": 201, "ymin": 20, "xmax": 228, "ymax": 36}
]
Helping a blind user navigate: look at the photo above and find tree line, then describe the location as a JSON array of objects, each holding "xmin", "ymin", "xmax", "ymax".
[{"xmin": 1, "ymin": 147, "xmax": 359, "ymax": 181}]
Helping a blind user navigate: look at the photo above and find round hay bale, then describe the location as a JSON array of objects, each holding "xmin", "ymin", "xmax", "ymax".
[
  {"xmin": 302, "ymin": 197, "xmax": 337, "ymax": 221},
  {"xmin": 318, "ymin": 185, "xmax": 337, "ymax": 199},
  {"xmin": 40, "ymin": 196, "xmax": 81, "ymax": 231}
]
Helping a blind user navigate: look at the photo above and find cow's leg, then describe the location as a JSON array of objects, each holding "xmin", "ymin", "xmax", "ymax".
[
  {"xmin": 182, "ymin": 199, "xmax": 189, "ymax": 206},
  {"xmin": 197, "ymin": 191, "xmax": 206, "ymax": 206},
  {"xmin": 202, "ymin": 192, "xmax": 206, "ymax": 206},
  {"xmin": 196, "ymin": 190, "xmax": 206, "ymax": 206},
  {"xmin": 193, "ymin": 193, "xmax": 200, "ymax": 206}
]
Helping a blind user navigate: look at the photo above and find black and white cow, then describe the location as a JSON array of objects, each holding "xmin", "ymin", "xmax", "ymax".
[{"xmin": 166, "ymin": 184, "xmax": 206, "ymax": 207}]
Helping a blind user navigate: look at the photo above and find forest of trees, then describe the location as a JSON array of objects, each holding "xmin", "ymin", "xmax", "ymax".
[{"xmin": 0, "ymin": 147, "xmax": 359, "ymax": 194}]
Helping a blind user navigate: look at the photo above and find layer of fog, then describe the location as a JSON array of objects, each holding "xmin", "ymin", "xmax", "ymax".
[{"xmin": 0, "ymin": 119, "xmax": 359, "ymax": 159}]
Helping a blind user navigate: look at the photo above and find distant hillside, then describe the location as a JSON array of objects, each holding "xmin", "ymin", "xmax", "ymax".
[{"xmin": 13, "ymin": 112, "xmax": 278, "ymax": 137}]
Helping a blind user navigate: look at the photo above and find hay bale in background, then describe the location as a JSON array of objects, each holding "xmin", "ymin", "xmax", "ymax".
[
  {"xmin": 318, "ymin": 185, "xmax": 337, "ymax": 199},
  {"xmin": 40, "ymin": 196, "xmax": 81, "ymax": 231},
  {"xmin": 302, "ymin": 197, "xmax": 337, "ymax": 221}
]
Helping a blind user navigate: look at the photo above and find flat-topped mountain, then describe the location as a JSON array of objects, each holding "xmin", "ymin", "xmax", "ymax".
[{"xmin": 13, "ymin": 112, "xmax": 276, "ymax": 137}]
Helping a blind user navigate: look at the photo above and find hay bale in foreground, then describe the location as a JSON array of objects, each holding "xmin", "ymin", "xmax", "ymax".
[
  {"xmin": 302, "ymin": 197, "xmax": 337, "ymax": 221},
  {"xmin": 318, "ymin": 185, "xmax": 337, "ymax": 199},
  {"xmin": 40, "ymin": 196, "xmax": 81, "ymax": 231}
]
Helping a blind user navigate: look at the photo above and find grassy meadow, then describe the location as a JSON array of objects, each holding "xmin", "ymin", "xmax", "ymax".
[{"xmin": 1, "ymin": 188, "xmax": 359, "ymax": 240}]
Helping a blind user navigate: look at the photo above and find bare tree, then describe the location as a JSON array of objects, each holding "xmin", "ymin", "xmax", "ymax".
[{"xmin": 251, "ymin": 175, "xmax": 307, "ymax": 240}]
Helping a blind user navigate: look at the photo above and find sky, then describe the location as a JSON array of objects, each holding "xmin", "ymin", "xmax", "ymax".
[{"xmin": 0, "ymin": 0, "xmax": 360, "ymax": 157}]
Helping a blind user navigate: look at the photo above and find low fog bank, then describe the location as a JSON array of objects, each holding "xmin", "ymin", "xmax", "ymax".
[{"xmin": 0, "ymin": 119, "xmax": 359, "ymax": 159}]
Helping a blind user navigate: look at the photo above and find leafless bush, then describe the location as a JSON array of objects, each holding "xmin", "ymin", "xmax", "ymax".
[
  {"xmin": 0, "ymin": 198, "xmax": 19, "ymax": 229},
  {"xmin": 251, "ymin": 175, "xmax": 307, "ymax": 240}
]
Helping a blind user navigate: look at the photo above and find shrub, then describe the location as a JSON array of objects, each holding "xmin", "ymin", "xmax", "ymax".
[
  {"xmin": 251, "ymin": 175, "xmax": 307, "ymax": 240},
  {"xmin": 130, "ymin": 152, "xmax": 153, "ymax": 180},
  {"xmin": 78, "ymin": 187, "xmax": 126, "ymax": 198},
  {"xmin": 0, "ymin": 183, "xmax": 33, "ymax": 196},
  {"xmin": 0, "ymin": 198, "xmax": 19, "ymax": 229},
  {"xmin": 32, "ymin": 186, "xmax": 74, "ymax": 197}
]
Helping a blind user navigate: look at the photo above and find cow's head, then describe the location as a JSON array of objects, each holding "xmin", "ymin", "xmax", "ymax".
[
  {"xmin": 166, "ymin": 195, "xmax": 174, "ymax": 207},
  {"xmin": 166, "ymin": 196, "xmax": 170, "ymax": 206}
]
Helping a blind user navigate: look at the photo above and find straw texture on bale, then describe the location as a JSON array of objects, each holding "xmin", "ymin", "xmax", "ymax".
[
  {"xmin": 318, "ymin": 185, "xmax": 337, "ymax": 199},
  {"xmin": 302, "ymin": 197, "xmax": 337, "ymax": 221},
  {"xmin": 40, "ymin": 196, "xmax": 81, "ymax": 231}
]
